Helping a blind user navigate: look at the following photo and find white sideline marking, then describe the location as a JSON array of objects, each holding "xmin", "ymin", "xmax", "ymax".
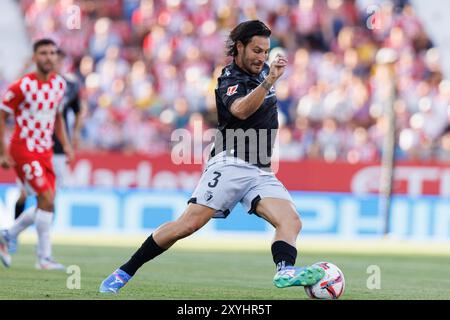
[{"xmin": 16, "ymin": 232, "xmax": 450, "ymax": 256}]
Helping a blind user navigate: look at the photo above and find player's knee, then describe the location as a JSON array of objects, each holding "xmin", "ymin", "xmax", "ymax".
[
  {"xmin": 174, "ymin": 205, "xmax": 213, "ymax": 239},
  {"xmin": 181, "ymin": 221, "xmax": 202, "ymax": 238},
  {"xmin": 18, "ymin": 191, "xmax": 27, "ymax": 204},
  {"xmin": 277, "ymin": 212, "xmax": 301, "ymax": 234},
  {"xmin": 171, "ymin": 217, "xmax": 203, "ymax": 240},
  {"xmin": 39, "ymin": 202, "xmax": 54, "ymax": 212},
  {"xmin": 289, "ymin": 213, "xmax": 302, "ymax": 234},
  {"xmin": 37, "ymin": 193, "xmax": 55, "ymax": 212},
  {"xmin": 296, "ymin": 215, "xmax": 303, "ymax": 233},
  {"xmin": 272, "ymin": 211, "xmax": 302, "ymax": 234}
]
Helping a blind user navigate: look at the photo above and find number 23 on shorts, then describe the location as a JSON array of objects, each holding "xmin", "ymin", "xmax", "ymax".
[{"xmin": 22, "ymin": 161, "xmax": 43, "ymax": 180}]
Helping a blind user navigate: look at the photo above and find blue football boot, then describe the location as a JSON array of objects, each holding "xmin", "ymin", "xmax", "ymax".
[{"xmin": 99, "ymin": 269, "xmax": 132, "ymax": 294}]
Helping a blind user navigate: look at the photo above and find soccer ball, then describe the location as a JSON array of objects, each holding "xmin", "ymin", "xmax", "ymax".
[{"xmin": 304, "ymin": 262, "xmax": 345, "ymax": 299}]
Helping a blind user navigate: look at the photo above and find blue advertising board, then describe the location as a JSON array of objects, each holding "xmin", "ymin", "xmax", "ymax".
[{"xmin": 0, "ymin": 185, "xmax": 449, "ymax": 240}]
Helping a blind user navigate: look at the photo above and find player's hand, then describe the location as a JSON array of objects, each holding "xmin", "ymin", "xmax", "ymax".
[
  {"xmin": 0, "ymin": 154, "xmax": 15, "ymax": 169},
  {"xmin": 64, "ymin": 146, "xmax": 75, "ymax": 164},
  {"xmin": 267, "ymin": 54, "xmax": 288, "ymax": 84}
]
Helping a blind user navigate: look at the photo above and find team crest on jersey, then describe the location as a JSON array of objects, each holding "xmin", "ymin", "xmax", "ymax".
[{"xmin": 226, "ymin": 84, "xmax": 239, "ymax": 96}]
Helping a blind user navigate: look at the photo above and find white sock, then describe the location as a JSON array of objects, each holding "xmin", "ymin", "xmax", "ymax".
[
  {"xmin": 35, "ymin": 209, "xmax": 53, "ymax": 260},
  {"xmin": 8, "ymin": 206, "xmax": 37, "ymax": 238}
]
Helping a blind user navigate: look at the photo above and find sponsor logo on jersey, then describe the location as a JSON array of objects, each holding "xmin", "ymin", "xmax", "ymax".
[{"xmin": 226, "ymin": 84, "xmax": 239, "ymax": 96}]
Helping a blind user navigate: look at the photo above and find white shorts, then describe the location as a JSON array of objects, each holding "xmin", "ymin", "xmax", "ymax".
[{"xmin": 188, "ymin": 153, "xmax": 293, "ymax": 218}]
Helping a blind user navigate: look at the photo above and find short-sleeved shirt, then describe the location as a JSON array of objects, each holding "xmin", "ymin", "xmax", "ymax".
[
  {"xmin": 211, "ymin": 61, "xmax": 278, "ymax": 168},
  {"xmin": 0, "ymin": 72, "xmax": 66, "ymax": 156}
]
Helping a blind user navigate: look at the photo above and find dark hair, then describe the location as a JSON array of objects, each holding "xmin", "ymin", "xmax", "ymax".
[
  {"xmin": 226, "ymin": 20, "xmax": 271, "ymax": 57},
  {"xmin": 33, "ymin": 38, "xmax": 57, "ymax": 52}
]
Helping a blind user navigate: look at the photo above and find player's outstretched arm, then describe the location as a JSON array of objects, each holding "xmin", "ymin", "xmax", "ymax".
[
  {"xmin": 0, "ymin": 110, "xmax": 14, "ymax": 169},
  {"xmin": 54, "ymin": 112, "xmax": 74, "ymax": 163},
  {"xmin": 230, "ymin": 54, "xmax": 287, "ymax": 120}
]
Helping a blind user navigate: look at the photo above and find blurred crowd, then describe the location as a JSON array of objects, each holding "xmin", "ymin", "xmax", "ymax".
[{"xmin": 6, "ymin": 0, "xmax": 450, "ymax": 162}]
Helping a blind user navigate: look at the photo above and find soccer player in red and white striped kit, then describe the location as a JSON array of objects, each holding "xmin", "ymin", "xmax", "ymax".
[{"xmin": 0, "ymin": 39, "xmax": 74, "ymax": 270}]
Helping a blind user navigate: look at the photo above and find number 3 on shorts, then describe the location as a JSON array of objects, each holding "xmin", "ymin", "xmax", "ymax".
[
  {"xmin": 208, "ymin": 171, "xmax": 222, "ymax": 188},
  {"xmin": 22, "ymin": 161, "xmax": 43, "ymax": 180}
]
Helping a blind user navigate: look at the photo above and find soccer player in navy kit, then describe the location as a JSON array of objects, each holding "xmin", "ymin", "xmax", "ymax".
[{"xmin": 100, "ymin": 20, "xmax": 324, "ymax": 293}]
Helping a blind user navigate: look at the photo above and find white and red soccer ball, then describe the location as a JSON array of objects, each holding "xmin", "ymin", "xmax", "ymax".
[{"xmin": 304, "ymin": 262, "xmax": 345, "ymax": 299}]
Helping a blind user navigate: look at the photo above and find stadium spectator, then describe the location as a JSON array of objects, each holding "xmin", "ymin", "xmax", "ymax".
[{"xmin": 10, "ymin": 0, "xmax": 449, "ymax": 163}]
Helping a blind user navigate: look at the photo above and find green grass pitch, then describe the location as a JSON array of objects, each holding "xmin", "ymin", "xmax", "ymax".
[{"xmin": 1, "ymin": 243, "xmax": 449, "ymax": 300}]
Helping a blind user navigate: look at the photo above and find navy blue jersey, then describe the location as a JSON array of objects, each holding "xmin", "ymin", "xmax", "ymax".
[
  {"xmin": 53, "ymin": 75, "xmax": 80, "ymax": 154},
  {"xmin": 211, "ymin": 61, "xmax": 278, "ymax": 168}
]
